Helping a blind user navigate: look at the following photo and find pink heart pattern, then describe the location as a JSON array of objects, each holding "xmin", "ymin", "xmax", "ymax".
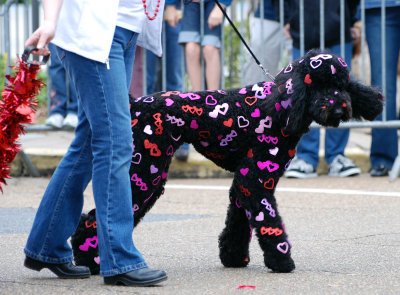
[
  {"xmin": 251, "ymin": 108, "xmax": 260, "ymax": 117},
  {"xmin": 255, "ymin": 211, "xmax": 264, "ymax": 221},
  {"xmin": 240, "ymin": 168, "xmax": 249, "ymax": 176},
  {"xmin": 150, "ymin": 164, "xmax": 158, "ymax": 174},
  {"xmin": 190, "ymin": 120, "xmax": 199, "ymax": 129},
  {"xmin": 277, "ymin": 242, "xmax": 289, "ymax": 254},
  {"xmin": 257, "ymin": 160, "xmax": 279, "ymax": 172}
]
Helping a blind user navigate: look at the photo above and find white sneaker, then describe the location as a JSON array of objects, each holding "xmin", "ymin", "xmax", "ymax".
[
  {"xmin": 285, "ymin": 157, "xmax": 318, "ymax": 178},
  {"xmin": 328, "ymin": 155, "xmax": 361, "ymax": 177},
  {"xmin": 45, "ymin": 113, "xmax": 64, "ymax": 129},
  {"xmin": 63, "ymin": 113, "xmax": 78, "ymax": 129}
]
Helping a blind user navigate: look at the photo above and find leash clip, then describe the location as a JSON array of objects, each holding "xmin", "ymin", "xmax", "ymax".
[{"xmin": 22, "ymin": 46, "xmax": 50, "ymax": 65}]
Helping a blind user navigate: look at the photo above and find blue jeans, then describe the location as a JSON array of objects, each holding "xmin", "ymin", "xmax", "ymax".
[
  {"xmin": 24, "ymin": 27, "xmax": 147, "ymax": 277},
  {"xmin": 367, "ymin": 7, "xmax": 400, "ymax": 169},
  {"xmin": 146, "ymin": 21, "xmax": 183, "ymax": 94},
  {"xmin": 47, "ymin": 42, "xmax": 78, "ymax": 116},
  {"xmin": 293, "ymin": 43, "xmax": 352, "ymax": 167}
]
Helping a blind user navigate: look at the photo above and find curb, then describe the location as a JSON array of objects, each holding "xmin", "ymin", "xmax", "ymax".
[{"xmin": 10, "ymin": 150, "xmax": 370, "ymax": 178}]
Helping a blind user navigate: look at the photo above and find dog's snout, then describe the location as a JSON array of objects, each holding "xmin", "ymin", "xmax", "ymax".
[{"xmin": 334, "ymin": 108, "xmax": 343, "ymax": 116}]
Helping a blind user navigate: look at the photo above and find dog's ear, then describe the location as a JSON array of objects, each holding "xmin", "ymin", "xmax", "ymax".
[
  {"xmin": 282, "ymin": 94, "xmax": 309, "ymax": 136},
  {"xmin": 281, "ymin": 72, "xmax": 311, "ymax": 136},
  {"xmin": 347, "ymin": 78, "xmax": 384, "ymax": 121}
]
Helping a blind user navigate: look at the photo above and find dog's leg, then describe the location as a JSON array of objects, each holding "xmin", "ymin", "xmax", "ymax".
[
  {"xmin": 230, "ymin": 164, "xmax": 295, "ymax": 273},
  {"xmin": 218, "ymin": 185, "xmax": 251, "ymax": 267},
  {"xmin": 252, "ymin": 192, "xmax": 296, "ymax": 273},
  {"xmin": 71, "ymin": 209, "xmax": 100, "ymax": 274},
  {"xmin": 132, "ymin": 184, "xmax": 166, "ymax": 227},
  {"xmin": 130, "ymin": 153, "xmax": 173, "ymax": 227}
]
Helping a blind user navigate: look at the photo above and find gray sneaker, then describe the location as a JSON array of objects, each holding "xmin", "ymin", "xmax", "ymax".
[
  {"xmin": 285, "ymin": 157, "xmax": 317, "ymax": 178},
  {"xmin": 328, "ymin": 155, "xmax": 361, "ymax": 177}
]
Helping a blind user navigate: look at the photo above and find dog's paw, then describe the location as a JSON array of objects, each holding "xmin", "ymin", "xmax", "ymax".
[
  {"xmin": 264, "ymin": 254, "xmax": 295, "ymax": 273},
  {"xmin": 220, "ymin": 251, "xmax": 250, "ymax": 268}
]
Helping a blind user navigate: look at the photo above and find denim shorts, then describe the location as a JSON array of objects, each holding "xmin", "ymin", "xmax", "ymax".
[{"xmin": 178, "ymin": 2, "xmax": 222, "ymax": 48}]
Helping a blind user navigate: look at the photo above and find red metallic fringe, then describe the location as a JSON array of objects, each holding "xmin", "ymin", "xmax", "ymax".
[{"xmin": 0, "ymin": 58, "xmax": 44, "ymax": 192}]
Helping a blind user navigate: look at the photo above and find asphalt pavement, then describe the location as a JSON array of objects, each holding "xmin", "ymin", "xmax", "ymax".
[
  {"xmin": 1, "ymin": 127, "xmax": 399, "ymax": 294},
  {"xmin": 1, "ymin": 176, "xmax": 400, "ymax": 294}
]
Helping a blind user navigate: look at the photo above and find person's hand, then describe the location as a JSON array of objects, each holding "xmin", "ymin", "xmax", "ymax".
[
  {"xmin": 283, "ymin": 23, "xmax": 292, "ymax": 39},
  {"xmin": 165, "ymin": 5, "xmax": 180, "ymax": 28},
  {"xmin": 24, "ymin": 20, "xmax": 57, "ymax": 56},
  {"xmin": 350, "ymin": 24, "xmax": 361, "ymax": 40},
  {"xmin": 208, "ymin": 5, "xmax": 224, "ymax": 29}
]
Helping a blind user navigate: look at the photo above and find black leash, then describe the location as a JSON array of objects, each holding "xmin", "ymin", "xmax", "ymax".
[{"xmin": 212, "ymin": 0, "xmax": 276, "ymax": 81}]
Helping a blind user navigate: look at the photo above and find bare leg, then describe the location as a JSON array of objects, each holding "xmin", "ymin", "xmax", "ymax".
[
  {"xmin": 185, "ymin": 42, "xmax": 202, "ymax": 91},
  {"xmin": 203, "ymin": 45, "xmax": 220, "ymax": 90}
]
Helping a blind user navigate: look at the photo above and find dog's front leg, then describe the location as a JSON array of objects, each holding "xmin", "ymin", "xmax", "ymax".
[
  {"xmin": 230, "ymin": 162, "xmax": 295, "ymax": 273},
  {"xmin": 253, "ymin": 190, "xmax": 295, "ymax": 273},
  {"xmin": 218, "ymin": 183, "xmax": 251, "ymax": 268}
]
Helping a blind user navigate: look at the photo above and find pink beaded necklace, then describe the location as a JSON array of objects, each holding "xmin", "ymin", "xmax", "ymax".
[{"xmin": 142, "ymin": 0, "xmax": 161, "ymax": 20}]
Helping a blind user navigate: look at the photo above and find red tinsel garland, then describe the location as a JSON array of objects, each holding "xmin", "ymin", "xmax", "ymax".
[{"xmin": 0, "ymin": 57, "xmax": 44, "ymax": 192}]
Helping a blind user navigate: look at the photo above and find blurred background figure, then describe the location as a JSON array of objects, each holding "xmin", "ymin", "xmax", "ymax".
[
  {"xmin": 243, "ymin": 0, "xmax": 292, "ymax": 84},
  {"xmin": 45, "ymin": 42, "xmax": 78, "ymax": 129},
  {"xmin": 178, "ymin": 0, "xmax": 232, "ymax": 91},
  {"xmin": 365, "ymin": 1, "xmax": 400, "ymax": 176}
]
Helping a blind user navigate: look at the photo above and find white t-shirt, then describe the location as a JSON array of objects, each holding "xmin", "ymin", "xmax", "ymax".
[
  {"xmin": 52, "ymin": 0, "xmax": 164, "ymax": 63},
  {"xmin": 116, "ymin": 0, "xmax": 146, "ymax": 33}
]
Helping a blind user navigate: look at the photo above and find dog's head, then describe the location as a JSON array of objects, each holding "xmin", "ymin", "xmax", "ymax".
[{"xmin": 274, "ymin": 49, "xmax": 383, "ymax": 135}]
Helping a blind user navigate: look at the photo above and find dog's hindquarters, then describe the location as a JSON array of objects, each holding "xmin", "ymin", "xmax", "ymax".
[{"xmin": 71, "ymin": 209, "xmax": 100, "ymax": 274}]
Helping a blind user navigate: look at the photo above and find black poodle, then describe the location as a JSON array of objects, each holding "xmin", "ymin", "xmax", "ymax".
[{"xmin": 71, "ymin": 49, "xmax": 383, "ymax": 274}]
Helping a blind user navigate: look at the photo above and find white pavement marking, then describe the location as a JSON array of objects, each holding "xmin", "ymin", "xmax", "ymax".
[{"xmin": 165, "ymin": 184, "xmax": 400, "ymax": 198}]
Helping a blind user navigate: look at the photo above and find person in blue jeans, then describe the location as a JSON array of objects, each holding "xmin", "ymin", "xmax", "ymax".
[
  {"xmin": 23, "ymin": 0, "xmax": 167, "ymax": 287},
  {"xmin": 45, "ymin": 42, "xmax": 78, "ymax": 129},
  {"xmin": 146, "ymin": 1, "xmax": 190, "ymax": 161},
  {"xmin": 365, "ymin": 1, "xmax": 400, "ymax": 176},
  {"xmin": 178, "ymin": 0, "xmax": 232, "ymax": 91},
  {"xmin": 282, "ymin": 0, "xmax": 362, "ymax": 178}
]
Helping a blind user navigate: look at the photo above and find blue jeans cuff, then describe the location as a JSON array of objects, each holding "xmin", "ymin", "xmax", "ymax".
[
  {"xmin": 24, "ymin": 248, "xmax": 73, "ymax": 264},
  {"xmin": 100, "ymin": 261, "xmax": 148, "ymax": 277}
]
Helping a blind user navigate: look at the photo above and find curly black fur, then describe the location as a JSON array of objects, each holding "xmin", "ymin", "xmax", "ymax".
[
  {"xmin": 70, "ymin": 209, "xmax": 99, "ymax": 274},
  {"xmin": 71, "ymin": 49, "xmax": 383, "ymax": 274}
]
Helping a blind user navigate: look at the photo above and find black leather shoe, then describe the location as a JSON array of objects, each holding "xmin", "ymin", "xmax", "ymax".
[
  {"xmin": 24, "ymin": 256, "xmax": 90, "ymax": 279},
  {"xmin": 104, "ymin": 267, "xmax": 167, "ymax": 286},
  {"xmin": 370, "ymin": 164, "xmax": 389, "ymax": 177}
]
